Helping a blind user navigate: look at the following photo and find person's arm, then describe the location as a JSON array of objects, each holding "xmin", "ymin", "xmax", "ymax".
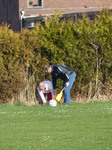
[
  {"xmin": 63, "ymin": 72, "xmax": 70, "ymax": 87},
  {"xmin": 37, "ymin": 87, "xmax": 47, "ymax": 104},
  {"xmin": 52, "ymin": 75, "xmax": 57, "ymax": 89},
  {"xmin": 49, "ymin": 81, "xmax": 56, "ymax": 98}
]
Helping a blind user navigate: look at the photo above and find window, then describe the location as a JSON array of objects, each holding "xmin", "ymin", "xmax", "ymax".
[
  {"xmin": 28, "ymin": 0, "xmax": 43, "ymax": 7},
  {"xmin": 29, "ymin": 1, "xmax": 33, "ymax": 6},
  {"xmin": 29, "ymin": 0, "xmax": 38, "ymax": 7},
  {"xmin": 27, "ymin": 22, "xmax": 36, "ymax": 29},
  {"xmin": 38, "ymin": 0, "xmax": 42, "ymax": 6}
]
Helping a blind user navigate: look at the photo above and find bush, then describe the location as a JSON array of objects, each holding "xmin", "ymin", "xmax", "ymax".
[
  {"xmin": 0, "ymin": 26, "xmax": 26, "ymax": 101},
  {"xmin": 0, "ymin": 9, "xmax": 112, "ymax": 103}
]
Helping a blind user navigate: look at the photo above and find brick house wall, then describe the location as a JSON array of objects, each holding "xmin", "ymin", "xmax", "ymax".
[
  {"xmin": 19, "ymin": 0, "xmax": 112, "ymax": 30},
  {"xmin": 19, "ymin": 0, "xmax": 112, "ymax": 16},
  {"xmin": 0, "ymin": 0, "xmax": 112, "ymax": 31},
  {"xmin": 17, "ymin": 0, "xmax": 112, "ymax": 30},
  {"xmin": 22, "ymin": 0, "xmax": 112, "ymax": 9},
  {"xmin": 43, "ymin": 0, "xmax": 112, "ymax": 8}
]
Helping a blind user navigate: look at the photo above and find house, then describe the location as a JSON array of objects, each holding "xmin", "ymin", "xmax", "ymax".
[{"xmin": 0, "ymin": 0, "xmax": 112, "ymax": 32}]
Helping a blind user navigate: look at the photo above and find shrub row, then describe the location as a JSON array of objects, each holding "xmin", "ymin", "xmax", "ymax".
[{"xmin": 0, "ymin": 9, "xmax": 112, "ymax": 102}]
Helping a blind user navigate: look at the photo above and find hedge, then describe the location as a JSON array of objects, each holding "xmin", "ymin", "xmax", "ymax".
[{"xmin": 0, "ymin": 9, "xmax": 112, "ymax": 103}]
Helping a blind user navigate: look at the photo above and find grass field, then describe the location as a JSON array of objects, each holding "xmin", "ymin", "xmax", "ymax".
[{"xmin": 0, "ymin": 100, "xmax": 112, "ymax": 150}]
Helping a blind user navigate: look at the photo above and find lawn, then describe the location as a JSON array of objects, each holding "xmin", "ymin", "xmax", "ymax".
[{"xmin": 0, "ymin": 101, "xmax": 112, "ymax": 150}]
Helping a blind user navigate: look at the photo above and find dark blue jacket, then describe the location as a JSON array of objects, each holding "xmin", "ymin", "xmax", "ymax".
[{"xmin": 51, "ymin": 64, "xmax": 75, "ymax": 89}]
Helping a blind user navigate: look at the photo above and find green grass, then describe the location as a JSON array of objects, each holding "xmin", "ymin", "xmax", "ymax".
[{"xmin": 0, "ymin": 101, "xmax": 112, "ymax": 150}]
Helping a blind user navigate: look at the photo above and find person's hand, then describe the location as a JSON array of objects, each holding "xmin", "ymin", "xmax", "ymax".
[{"xmin": 65, "ymin": 82, "xmax": 69, "ymax": 87}]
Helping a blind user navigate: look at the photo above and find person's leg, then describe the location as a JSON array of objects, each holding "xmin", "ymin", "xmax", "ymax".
[
  {"xmin": 63, "ymin": 72, "xmax": 76, "ymax": 104},
  {"xmin": 63, "ymin": 87, "xmax": 70, "ymax": 104}
]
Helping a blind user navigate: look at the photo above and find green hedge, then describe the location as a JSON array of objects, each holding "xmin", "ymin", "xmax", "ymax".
[{"xmin": 0, "ymin": 9, "xmax": 112, "ymax": 102}]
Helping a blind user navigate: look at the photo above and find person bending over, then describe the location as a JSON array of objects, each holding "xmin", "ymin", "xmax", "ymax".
[
  {"xmin": 45, "ymin": 64, "xmax": 76, "ymax": 104},
  {"xmin": 37, "ymin": 80, "xmax": 54, "ymax": 105}
]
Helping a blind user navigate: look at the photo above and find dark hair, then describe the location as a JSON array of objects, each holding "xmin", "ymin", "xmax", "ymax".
[{"xmin": 44, "ymin": 65, "xmax": 48, "ymax": 71}]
